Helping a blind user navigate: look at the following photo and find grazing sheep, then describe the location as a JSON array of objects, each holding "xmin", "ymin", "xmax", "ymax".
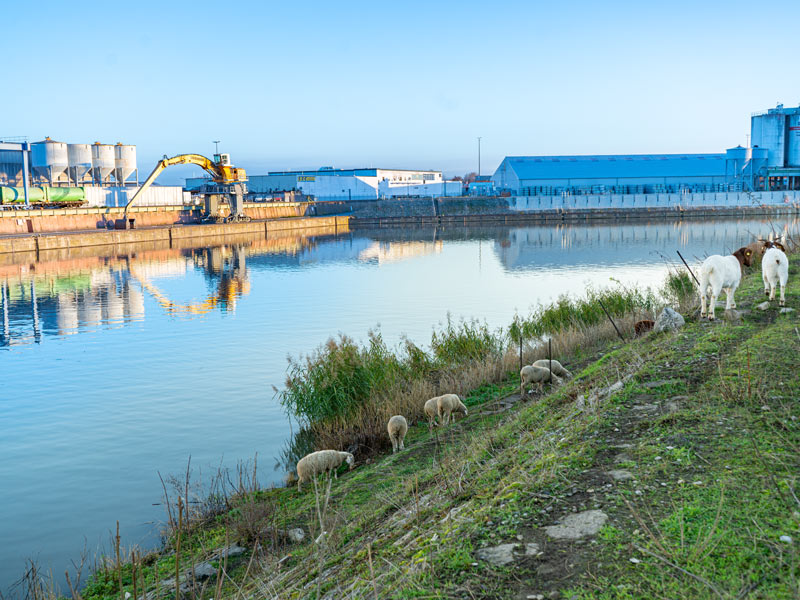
[
  {"xmin": 520, "ymin": 364, "xmax": 562, "ymax": 398},
  {"xmin": 424, "ymin": 397, "xmax": 439, "ymax": 430},
  {"xmin": 762, "ymin": 240, "xmax": 789, "ymax": 306},
  {"xmin": 424, "ymin": 394, "xmax": 467, "ymax": 429},
  {"xmin": 698, "ymin": 246, "xmax": 753, "ymax": 320},
  {"xmin": 296, "ymin": 450, "xmax": 354, "ymax": 492},
  {"xmin": 634, "ymin": 319, "xmax": 655, "ymax": 336},
  {"xmin": 436, "ymin": 394, "xmax": 468, "ymax": 425},
  {"xmin": 387, "ymin": 415, "xmax": 408, "ymax": 453},
  {"xmin": 532, "ymin": 358, "xmax": 572, "ymax": 379}
]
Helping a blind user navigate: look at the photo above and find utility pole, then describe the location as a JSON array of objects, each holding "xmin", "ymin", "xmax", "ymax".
[{"xmin": 477, "ymin": 136, "xmax": 482, "ymax": 176}]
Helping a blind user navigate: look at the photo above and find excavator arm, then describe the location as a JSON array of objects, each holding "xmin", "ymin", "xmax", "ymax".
[{"xmin": 124, "ymin": 153, "xmax": 247, "ymax": 212}]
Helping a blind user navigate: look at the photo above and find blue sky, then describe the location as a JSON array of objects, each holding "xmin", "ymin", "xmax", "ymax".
[{"xmin": 3, "ymin": 0, "xmax": 800, "ymax": 183}]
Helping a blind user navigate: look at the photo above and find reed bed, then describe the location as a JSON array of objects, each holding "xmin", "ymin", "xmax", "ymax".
[{"xmin": 279, "ymin": 274, "xmax": 695, "ymax": 459}]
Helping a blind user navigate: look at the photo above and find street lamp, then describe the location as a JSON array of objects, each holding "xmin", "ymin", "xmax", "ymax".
[{"xmin": 213, "ymin": 140, "xmax": 221, "ymax": 157}]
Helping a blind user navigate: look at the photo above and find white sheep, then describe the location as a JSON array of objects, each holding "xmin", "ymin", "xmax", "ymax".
[
  {"xmin": 423, "ymin": 394, "xmax": 467, "ymax": 429},
  {"xmin": 296, "ymin": 450, "xmax": 354, "ymax": 492},
  {"xmin": 387, "ymin": 415, "xmax": 408, "ymax": 453},
  {"xmin": 698, "ymin": 246, "xmax": 753, "ymax": 320},
  {"xmin": 520, "ymin": 364, "xmax": 563, "ymax": 398},
  {"xmin": 762, "ymin": 239, "xmax": 789, "ymax": 306},
  {"xmin": 532, "ymin": 359, "xmax": 572, "ymax": 379}
]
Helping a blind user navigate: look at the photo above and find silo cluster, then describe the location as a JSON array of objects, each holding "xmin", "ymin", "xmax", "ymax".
[
  {"xmin": 751, "ymin": 104, "xmax": 800, "ymax": 169},
  {"xmin": 29, "ymin": 137, "xmax": 137, "ymax": 186}
]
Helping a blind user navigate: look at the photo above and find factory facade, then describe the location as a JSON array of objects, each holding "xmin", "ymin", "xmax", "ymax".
[
  {"xmin": 493, "ymin": 103, "xmax": 800, "ymax": 196},
  {"xmin": 187, "ymin": 167, "xmax": 461, "ymax": 200}
]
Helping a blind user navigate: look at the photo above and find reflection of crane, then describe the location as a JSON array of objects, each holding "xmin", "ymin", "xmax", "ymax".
[
  {"xmin": 124, "ymin": 153, "xmax": 250, "ymax": 222},
  {"xmin": 131, "ymin": 245, "xmax": 250, "ymax": 315}
]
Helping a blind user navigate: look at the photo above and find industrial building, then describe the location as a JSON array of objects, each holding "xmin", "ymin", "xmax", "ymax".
[
  {"xmin": 186, "ymin": 167, "xmax": 459, "ymax": 200},
  {"xmin": 493, "ymin": 103, "xmax": 800, "ymax": 196},
  {"xmin": 0, "ymin": 138, "xmax": 138, "ymax": 187}
]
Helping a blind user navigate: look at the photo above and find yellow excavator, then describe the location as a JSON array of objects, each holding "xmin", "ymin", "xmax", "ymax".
[{"xmin": 124, "ymin": 153, "xmax": 250, "ymax": 222}]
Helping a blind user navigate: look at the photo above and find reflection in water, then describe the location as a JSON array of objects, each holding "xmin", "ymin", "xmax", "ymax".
[{"xmin": 1, "ymin": 217, "xmax": 798, "ymax": 349}]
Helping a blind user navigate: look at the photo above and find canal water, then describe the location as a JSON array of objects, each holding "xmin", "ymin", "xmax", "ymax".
[{"xmin": 1, "ymin": 217, "xmax": 796, "ymax": 592}]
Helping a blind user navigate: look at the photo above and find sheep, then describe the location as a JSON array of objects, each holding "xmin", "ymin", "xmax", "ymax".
[
  {"xmin": 424, "ymin": 394, "xmax": 467, "ymax": 429},
  {"xmin": 296, "ymin": 450, "xmax": 354, "ymax": 492},
  {"xmin": 532, "ymin": 358, "xmax": 572, "ymax": 379},
  {"xmin": 387, "ymin": 415, "xmax": 408, "ymax": 453},
  {"xmin": 520, "ymin": 364, "xmax": 562, "ymax": 398},
  {"xmin": 698, "ymin": 246, "xmax": 753, "ymax": 321},
  {"xmin": 762, "ymin": 238, "xmax": 789, "ymax": 306}
]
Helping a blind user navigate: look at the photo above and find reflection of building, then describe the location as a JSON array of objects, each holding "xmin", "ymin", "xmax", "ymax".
[
  {"xmin": 1, "ymin": 270, "xmax": 145, "ymax": 346},
  {"xmin": 492, "ymin": 219, "xmax": 799, "ymax": 272},
  {"xmin": 358, "ymin": 241, "xmax": 444, "ymax": 264}
]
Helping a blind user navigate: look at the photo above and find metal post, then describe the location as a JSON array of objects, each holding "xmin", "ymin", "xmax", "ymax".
[
  {"xmin": 22, "ymin": 142, "xmax": 30, "ymax": 207},
  {"xmin": 477, "ymin": 136, "xmax": 482, "ymax": 176}
]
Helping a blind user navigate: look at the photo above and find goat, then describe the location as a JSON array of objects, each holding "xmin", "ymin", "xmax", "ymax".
[
  {"xmin": 698, "ymin": 246, "xmax": 753, "ymax": 320},
  {"xmin": 762, "ymin": 236, "xmax": 789, "ymax": 306}
]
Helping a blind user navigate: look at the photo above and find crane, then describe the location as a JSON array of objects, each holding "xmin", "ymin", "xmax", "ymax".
[{"xmin": 124, "ymin": 153, "xmax": 250, "ymax": 222}]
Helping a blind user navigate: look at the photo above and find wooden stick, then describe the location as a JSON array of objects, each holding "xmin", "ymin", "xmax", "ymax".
[
  {"xmin": 597, "ymin": 299, "xmax": 625, "ymax": 342},
  {"xmin": 676, "ymin": 250, "xmax": 701, "ymax": 287}
]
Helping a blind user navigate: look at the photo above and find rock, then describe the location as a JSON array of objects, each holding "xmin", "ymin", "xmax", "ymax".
[
  {"xmin": 287, "ymin": 527, "xmax": 305, "ymax": 543},
  {"xmin": 756, "ymin": 301, "xmax": 771, "ymax": 311},
  {"xmin": 643, "ymin": 379, "xmax": 681, "ymax": 389},
  {"xmin": 724, "ymin": 309, "xmax": 742, "ymax": 322},
  {"xmin": 475, "ymin": 543, "xmax": 518, "ymax": 566},
  {"xmin": 218, "ymin": 544, "xmax": 246, "ymax": 558},
  {"xmin": 608, "ymin": 470, "xmax": 634, "ymax": 481},
  {"xmin": 664, "ymin": 400, "xmax": 682, "ymax": 413},
  {"xmin": 524, "ymin": 543, "xmax": 541, "ymax": 556},
  {"xmin": 780, "ymin": 307, "xmax": 795, "ymax": 314},
  {"xmin": 544, "ymin": 510, "xmax": 609, "ymax": 540},
  {"xmin": 193, "ymin": 561, "xmax": 218, "ymax": 580},
  {"xmin": 614, "ymin": 453, "xmax": 633, "ymax": 464},
  {"xmin": 654, "ymin": 307, "xmax": 685, "ymax": 333}
]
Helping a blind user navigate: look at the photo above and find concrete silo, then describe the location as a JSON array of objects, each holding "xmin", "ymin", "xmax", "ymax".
[
  {"xmin": 67, "ymin": 143, "xmax": 92, "ymax": 185},
  {"xmin": 787, "ymin": 113, "xmax": 800, "ymax": 167},
  {"xmin": 751, "ymin": 108, "xmax": 786, "ymax": 168},
  {"xmin": 31, "ymin": 137, "xmax": 69, "ymax": 185},
  {"xmin": 114, "ymin": 143, "xmax": 137, "ymax": 186},
  {"xmin": 91, "ymin": 142, "xmax": 115, "ymax": 185}
]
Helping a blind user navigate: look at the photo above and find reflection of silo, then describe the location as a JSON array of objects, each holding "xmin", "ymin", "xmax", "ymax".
[
  {"xmin": 31, "ymin": 137, "xmax": 69, "ymax": 185},
  {"xmin": 80, "ymin": 292, "xmax": 103, "ymax": 327},
  {"xmin": 751, "ymin": 112, "xmax": 786, "ymax": 168},
  {"xmin": 56, "ymin": 293, "xmax": 79, "ymax": 335},
  {"xmin": 787, "ymin": 114, "xmax": 800, "ymax": 167},
  {"xmin": 114, "ymin": 143, "xmax": 137, "ymax": 185},
  {"xmin": 67, "ymin": 143, "xmax": 92, "ymax": 185},
  {"xmin": 91, "ymin": 142, "xmax": 115, "ymax": 185},
  {"xmin": 104, "ymin": 286, "xmax": 125, "ymax": 323},
  {"xmin": 123, "ymin": 282, "xmax": 145, "ymax": 319}
]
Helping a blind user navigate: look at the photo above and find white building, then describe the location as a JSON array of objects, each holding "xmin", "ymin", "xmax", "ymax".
[{"xmin": 186, "ymin": 167, "xmax": 446, "ymax": 200}]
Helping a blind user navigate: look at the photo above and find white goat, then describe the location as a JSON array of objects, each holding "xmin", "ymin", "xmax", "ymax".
[
  {"xmin": 762, "ymin": 237, "xmax": 789, "ymax": 306},
  {"xmin": 698, "ymin": 246, "xmax": 753, "ymax": 320}
]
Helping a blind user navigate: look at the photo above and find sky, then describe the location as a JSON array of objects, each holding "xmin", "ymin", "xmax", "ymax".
[{"xmin": 3, "ymin": 0, "xmax": 800, "ymax": 184}]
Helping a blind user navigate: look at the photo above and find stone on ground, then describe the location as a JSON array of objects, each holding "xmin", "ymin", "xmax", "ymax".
[
  {"xmin": 654, "ymin": 307, "xmax": 685, "ymax": 333},
  {"xmin": 475, "ymin": 543, "xmax": 518, "ymax": 566},
  {"xmin": 756, "ymin": 301, "xmax": 771, "ymax": 311},
  {"xmin": 544, "ymin": 510, "xmax": 609, "ymax": 540},
  {"xmin": 608, "ymin": 469, "xmax": 634, "ymax": 481},
  {"xmin": 780, "ymin": 307, "xmax": 795, "ymax": 313}
]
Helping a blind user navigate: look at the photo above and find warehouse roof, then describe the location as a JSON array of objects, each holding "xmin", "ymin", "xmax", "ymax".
[{"xmin": 499, "ymin": 154, "xmax": 726, "ymax": 180}]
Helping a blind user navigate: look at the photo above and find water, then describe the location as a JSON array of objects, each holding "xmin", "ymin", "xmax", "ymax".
[{"xmin": 1, "ymin": 217, "xmax": 796, "ymax": 592}]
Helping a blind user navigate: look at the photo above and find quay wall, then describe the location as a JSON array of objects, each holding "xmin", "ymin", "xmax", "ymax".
[
  {"xmin": 0, "ymin": 216, "xmax": 350, "ymax": 256},
  {"xmin": 0, "ymin": 202, "xmax": 312, "ymax": 235}
]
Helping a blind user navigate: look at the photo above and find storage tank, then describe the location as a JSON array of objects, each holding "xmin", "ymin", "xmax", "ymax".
[
  {"xmin": 751, "ymin": 112, "xmax": 786, "ymax": 168},
  {"xmin": 31, "ymin": 137, "xmax": 68, "ymax": 185},
  {"xmin": 67, "ymin": 143, "xmax": 92, "ymax": 185},
  {"xmin": 91, "ymin": 142, "xmax": 115, "ymax": 185},
  {"xmin": 114, "ymin": 143, "xmax": 137, "ymax": 185},
  {"xmin": 787, "ymin": 113, "xmax": 800, "ymax": 167}
]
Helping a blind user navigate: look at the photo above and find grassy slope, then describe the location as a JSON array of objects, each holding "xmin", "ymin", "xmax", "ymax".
[{"xmin": 85, "ymin": 262, "xmax": 800, "ymax": 600}]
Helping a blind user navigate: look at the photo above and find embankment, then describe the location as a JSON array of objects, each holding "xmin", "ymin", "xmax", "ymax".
[
  {"xmin": 0, "ymin": 215, "xmax": 350, "ymax": 257},
  {"xmin": 61, "ymin": 258, "xmax": 800, "ymax": 600}
]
